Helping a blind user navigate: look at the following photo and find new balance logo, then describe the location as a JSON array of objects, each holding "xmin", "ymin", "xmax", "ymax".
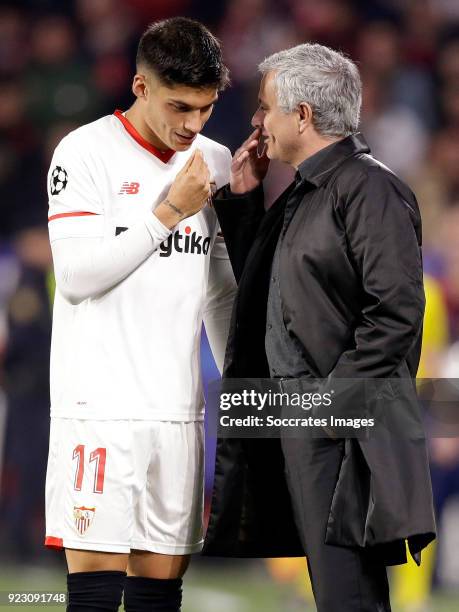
[{"xmin": 118, "ymin": 181, "xmax": 140, "ymax": 195}]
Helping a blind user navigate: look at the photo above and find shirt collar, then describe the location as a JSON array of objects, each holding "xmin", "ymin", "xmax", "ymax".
[
  {"xmin": 297, "ymin": 133, "xmax": 370, "ymax": 187},
  {"xmin": 114, "ymin": 109, "xmax": 175, "ymax": 164}
]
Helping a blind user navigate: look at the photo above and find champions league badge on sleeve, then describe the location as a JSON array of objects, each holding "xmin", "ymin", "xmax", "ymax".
[
  {"xmin": 74, "ymin": 506, "xmax": 95, "ymax": 536},
  {"xmin": 50, "ymin": 166, "xmax": 69, "ymax": 195}
]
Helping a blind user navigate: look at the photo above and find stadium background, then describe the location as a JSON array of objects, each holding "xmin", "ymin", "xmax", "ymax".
[{"xmin": 1, "ymin": 0, "xmax": 459, "ymax": 610}]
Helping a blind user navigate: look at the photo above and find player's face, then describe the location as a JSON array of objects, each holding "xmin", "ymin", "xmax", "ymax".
[
  {"xmin": 251, "ymin": 72, "xmax": 299, "ymax": 165},
  {"xmin": 139, "ymin": 71, "xmax": 218, "ymax": 151}
]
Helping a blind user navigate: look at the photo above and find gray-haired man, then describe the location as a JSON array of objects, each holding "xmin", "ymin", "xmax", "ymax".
[{"xmin": 204, "ymin": 43, "xmax": 435, "ymax": 611}]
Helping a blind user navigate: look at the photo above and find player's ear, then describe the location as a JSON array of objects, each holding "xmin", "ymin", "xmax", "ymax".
[
  {"xmin": 132, "ymin": 74, "xmax": 147, "ymax": 99},
  {"xmin": 297, "ymin": 102, "xmax": 312, "ymax": 134}
]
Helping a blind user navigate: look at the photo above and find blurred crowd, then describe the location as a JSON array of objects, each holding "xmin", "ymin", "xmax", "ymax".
[{"xmin": 1, "ymin": 0, "xmax": 459, "ymax": 606}]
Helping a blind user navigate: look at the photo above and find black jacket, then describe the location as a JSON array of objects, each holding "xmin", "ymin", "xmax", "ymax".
[{"xmin": 203, "ymin": 134, "xmax": 436, "ymax": 565}]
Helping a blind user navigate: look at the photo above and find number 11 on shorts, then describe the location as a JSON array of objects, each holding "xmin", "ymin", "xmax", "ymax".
[{"xmin": 73, "ymin": 445, "xmax": 107, "ymax": 494}]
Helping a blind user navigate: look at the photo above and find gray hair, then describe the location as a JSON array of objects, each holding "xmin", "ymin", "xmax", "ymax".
[{"xmin": 259, "ymin": 43, "xmax": 361, "ymax": 137}]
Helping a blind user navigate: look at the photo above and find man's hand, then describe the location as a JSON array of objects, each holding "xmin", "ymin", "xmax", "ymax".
[
  {"xmin": 155, "ymin": 150, "xmax": 211, "ymax": 228},
  {"xmin": 230, "ymin": 128, "xmax": 270, "ymax": 194}
]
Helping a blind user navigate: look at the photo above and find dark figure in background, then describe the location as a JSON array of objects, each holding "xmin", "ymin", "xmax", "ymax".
[
  {"xmin": 1, "ymin": 228, "xmax": 52, "ymax": 562},
  {"xmin": 0, "ymin": 74, "xmax": 53, "ymax": 562}
]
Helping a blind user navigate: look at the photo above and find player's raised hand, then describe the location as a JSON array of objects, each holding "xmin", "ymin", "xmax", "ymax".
[
  {"xmin": 170, "ymin": 149, "xmax": 211, "ymax": 214},
  {"xmin": 230, "ymin": 128, "xmax": 270, "ymax": 194},
  {"xmin": 156, "ymin": 150, "xmax": 211, "ymax": 228}
]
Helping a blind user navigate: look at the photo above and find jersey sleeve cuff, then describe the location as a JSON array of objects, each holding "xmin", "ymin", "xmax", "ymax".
[{"xmin": 144, "ymin": 212, "xmax": 171, "ymax": 244}]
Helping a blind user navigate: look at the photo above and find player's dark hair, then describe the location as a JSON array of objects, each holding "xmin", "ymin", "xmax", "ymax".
[{"xmin": 136, "ymin": 17, "xmax": 229, "ymax": 90}]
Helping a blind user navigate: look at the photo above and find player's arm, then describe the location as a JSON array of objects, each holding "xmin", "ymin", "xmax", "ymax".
[
  {"xmin": 328, "ymin": 168, "xmax": 425, "ymax": 380},
  {"xmin": 51, "ymin": 224, "xmax": 168, "ymax": 305},
  {"xmin": 212, "ymin": 130, "xmax": 269, "ymax": 282},
  {"xmin": 49, "ymin": 140, "xmax": 210, "ymax": 304},
  {"xmin": 203, "ymin": 232, "xmax": 237, "ymax": 374}
]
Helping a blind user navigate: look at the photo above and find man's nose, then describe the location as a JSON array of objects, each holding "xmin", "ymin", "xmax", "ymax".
[
  {"xmin": 251, "ymin": 107, "xmax": 264, "ymax": 129},
  {"xmin": 184, "ymin": 111, "xmax": 201, "ymax": 134}
]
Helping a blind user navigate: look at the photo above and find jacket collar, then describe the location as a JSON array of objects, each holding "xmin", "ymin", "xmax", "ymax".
[{"xmin": 297, "ymin": 133, "xmax": 370, "ymax": 187}]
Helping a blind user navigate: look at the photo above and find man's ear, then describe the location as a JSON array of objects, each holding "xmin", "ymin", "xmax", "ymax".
[
  {"xmin": 298, "ymin": 102, "xmax": 313, "ymax": 133},
  {"xmin": 132, "ymin": 74, "xmax": 147, "ymax": 99}
]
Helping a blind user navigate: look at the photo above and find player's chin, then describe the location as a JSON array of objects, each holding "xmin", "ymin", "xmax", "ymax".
[
  {"xmin": 265, "ymin": 140, "xmax": 275, "ymax": 159},
  {"xmin": 174, "ymin": 132, "xmax": 197, "ymax": 149},
  {"xmin": 174, "ymin": 142, "xmax": 193, "ymax": 152}
]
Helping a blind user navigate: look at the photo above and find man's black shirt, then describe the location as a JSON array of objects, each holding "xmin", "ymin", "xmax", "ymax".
[{"xmin": 265, "ymin": 141, "xmax": 339, "ymax": 378}]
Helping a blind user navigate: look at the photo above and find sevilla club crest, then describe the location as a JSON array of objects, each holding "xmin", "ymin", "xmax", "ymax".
[{"xmin": 74, "ymin": 506, "xmax": 95, "ymax": 536}]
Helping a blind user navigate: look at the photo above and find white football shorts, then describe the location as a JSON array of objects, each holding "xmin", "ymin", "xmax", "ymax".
[{"xmin": 45, "ymin": 417, "xmax": 204, "ymax": 555}]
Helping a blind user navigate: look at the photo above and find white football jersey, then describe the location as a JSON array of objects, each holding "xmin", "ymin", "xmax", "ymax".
[{"xmin": 47, "ymin": 111, "xmax": 233, "ymax": 421}]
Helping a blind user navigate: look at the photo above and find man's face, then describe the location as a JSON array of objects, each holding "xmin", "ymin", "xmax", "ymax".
[
  {"xmin": 251, "ymin": 71, "xmax": 299, "ymax": 164},
  {"xmin": 138, "ymin": 71, "xmax": 218, "ymax": 151}
]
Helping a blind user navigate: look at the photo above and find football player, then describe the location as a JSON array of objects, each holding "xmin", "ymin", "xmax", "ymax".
[{"xmin": 45, "ymin": 17, "xmax": 235, "ymax": 612}]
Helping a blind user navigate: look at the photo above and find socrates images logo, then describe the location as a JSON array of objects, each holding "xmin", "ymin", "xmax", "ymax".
[
  {"xmin": 74, "ymin": 506, "xmax": 95, "ymax": 536},
  {"xmin": 159, "ymin": 225, "xmax": 211, "ymax": 258}
]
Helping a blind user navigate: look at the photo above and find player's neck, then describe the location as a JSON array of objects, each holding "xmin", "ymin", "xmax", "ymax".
[{"xmin": 124, "ymin": 103, "xmax": 170, "ymax": 152}]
